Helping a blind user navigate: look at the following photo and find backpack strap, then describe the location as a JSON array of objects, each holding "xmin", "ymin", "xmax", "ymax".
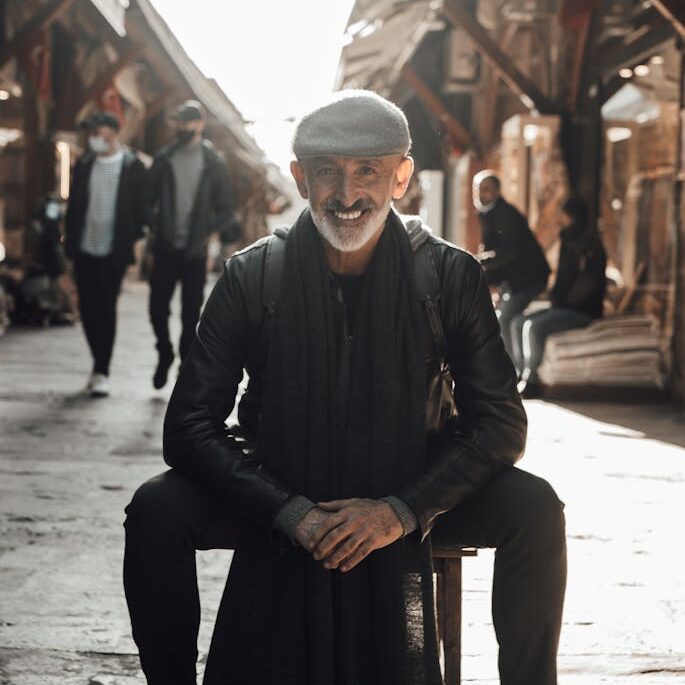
[
  {"xmin": 408, "ymin": 223, "xmax": 449, "ymax": 363},
  {"xmin": 262, "ymin": 227, "xmax": 288, "ymax": 313}
]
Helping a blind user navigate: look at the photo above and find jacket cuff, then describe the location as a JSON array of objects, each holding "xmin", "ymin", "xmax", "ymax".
[
  {"xmin": 273, "ymin": 495, "xmax": 316, "ymax": 542},
  {"xmin": 381, "ymin": 495, "xmax": 418, "ymax": 536}
]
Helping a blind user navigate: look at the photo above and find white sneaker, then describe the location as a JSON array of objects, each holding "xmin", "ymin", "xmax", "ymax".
[
  {"xmin": 84, "ymin": 372, "xmax": 96, "ymax": 393},
  {"xmin": 90, "ymin": 373, "xmax": 110, "ymax": 397}
]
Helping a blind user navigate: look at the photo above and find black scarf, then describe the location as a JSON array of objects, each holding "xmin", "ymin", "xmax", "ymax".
[{"xmin": 204, "ymin": 210, "xmax": 442, "ymax": 685}]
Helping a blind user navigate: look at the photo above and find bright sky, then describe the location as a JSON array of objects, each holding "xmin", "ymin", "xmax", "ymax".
[{"xmin": 149, "ymin": 0, "xmax": 356, "ymax": 171}]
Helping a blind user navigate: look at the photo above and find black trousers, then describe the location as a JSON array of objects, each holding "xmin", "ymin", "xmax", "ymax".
[
  {"xmin": 123, "ymin": 467, "xmax": 566, "ymax": 685},
  {"xmin": 73, "ymin": 253, "xmax": 126, "ymax": 376},
  {"xmin": 149, "ymin": 251, "xmax": 207, "ymax": 361}
]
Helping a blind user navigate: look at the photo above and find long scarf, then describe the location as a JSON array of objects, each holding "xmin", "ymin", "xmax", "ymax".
[{"xmin": 204, "ymin": 210, "xmax": 442, "ymax": 685}]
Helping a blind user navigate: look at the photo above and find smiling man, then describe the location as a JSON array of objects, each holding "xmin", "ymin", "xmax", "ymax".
[{"xmin": 123, "ymin": 91, "xmax": 567, "ymax": 685}]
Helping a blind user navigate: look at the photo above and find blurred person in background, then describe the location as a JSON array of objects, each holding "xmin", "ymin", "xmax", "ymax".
[
  {"xmin": 516, "ymin": 196, "xmax": 607, "ymax": 397},
  {"xmin": 473, "ymin": 170, "xmax": 550, "ymax": 373},
  {"xmin": 64, "ymin": 111, "xmax": 147, "ymax": 397},
  {"xmin": 146, "ymin": 100, "xmax": 236, "ymax": 390}
]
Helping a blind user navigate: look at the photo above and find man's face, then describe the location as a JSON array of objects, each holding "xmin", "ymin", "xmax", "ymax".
[
  {"xmin": 95, "ymin": 125, "xmax": 118, "ymax": 146},
  {"xmin": 175, "ymin": 119, "xmax": 205, "ymax": 137},
  {"xmin": 473, "ymin": 177, "xmax": 499, "ymax": 210},
  {"xmin": 290, "ymin": 155, "xmax": 413, "ymax": 252}
]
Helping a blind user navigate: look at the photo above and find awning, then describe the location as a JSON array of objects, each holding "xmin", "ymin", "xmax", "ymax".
[
  {"xmin": 132, "ymin": 0, "xmax": 267, "ymax": 167},
  {"xmin": 90, "ymin": 0, "xmax": 128, "ymax": 37},
  {"xmin": 337, "ymin": 1, "xmax": 438, "ymax": 94}
]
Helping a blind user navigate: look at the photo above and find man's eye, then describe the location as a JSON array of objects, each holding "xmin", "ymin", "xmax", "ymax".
[
  {"xmin": 317, "ymin": 167, "xmax": 336, "ymax": 176},
  {"xmin": 359, "ymin": 166, "xmax": 377, "ymax": 175}
]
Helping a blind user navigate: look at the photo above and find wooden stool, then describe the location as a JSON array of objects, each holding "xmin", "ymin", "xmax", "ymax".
[{"xmin": 433, "ymin": 546, "xmax": 478, "ymax": 685}]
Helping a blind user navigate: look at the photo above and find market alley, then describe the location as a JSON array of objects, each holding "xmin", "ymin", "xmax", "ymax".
[{"xmin": 1, "ymin": 278, "xmax": 684, "ymax": 684}]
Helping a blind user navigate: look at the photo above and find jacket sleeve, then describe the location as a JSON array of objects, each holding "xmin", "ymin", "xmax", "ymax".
[
  {"xmin": 395, "ymin": 248, "xmax": 527, "ymax": 538},
  {"xmin": 210, "ymin": 156, "xmax": 236, "ymax": 238},
  {"xmin": 163, "ymin": 252, "xmax": 294, "ymax": 530},
  {"xmin": 550, "ymin": 237, "xmax": 576, "ymax": 306},
  {"xmin": 64, "ymin": 161, "xmax": 84, "ymax": 259},
  {"xmin": 133, "ymin": 158, "xmax": 150, "ymax": 241},
  {"xmin": 478, "ymin": 213, "xmax": 514, "ymax": 284}
]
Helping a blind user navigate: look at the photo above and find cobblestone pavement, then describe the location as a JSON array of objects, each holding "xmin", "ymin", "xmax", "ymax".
[{"xmin": 1, "ymin": 279, "xmax": 684, "ymax": 684}]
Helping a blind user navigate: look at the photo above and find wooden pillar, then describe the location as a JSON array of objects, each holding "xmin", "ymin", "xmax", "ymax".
[
  {"xmin": 672, "ymin": 46, "xmax": 685, "ymax": 402},
  {"xmin": 0, "ymin": 0, "xmax": 76, "ymax": 70},
  {"xmin": 23, "ymin": 87, "xmax": 56, "ymax": 224}
]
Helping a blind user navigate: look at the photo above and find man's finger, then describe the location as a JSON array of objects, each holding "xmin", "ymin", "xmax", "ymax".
[
  {"xmin": 321, "ymin": 535, "xmax": 363, "ymax": 569},
  {"xmin": 301, "ymin": 512, "xmax": 346, "ymax": 551},
  {"xmin": 317, "ymin": 499, "xmax": 357, "ymax": 511},
  {"xmin": 313, "ymin": 521, "xmax": 355, "ymax": 560},
  {"xmin": 340, "ymin": 542, "xmax": 373, "ymax": 573}
]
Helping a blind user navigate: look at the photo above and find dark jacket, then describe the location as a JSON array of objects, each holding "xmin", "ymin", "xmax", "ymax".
[
  {"xmin": 163, "ymin": 221, "xmax": 527, "ymax": 539},
  {"xmin": 149, "ymin": 139, "xmax": 234, "ymax": 259},
  {"xmin": 550, "ymin": 222, "xmax": 606, "ymax": 318},
  {"xmin": 478, "ymin": 197, "xmax": 550, "ymax": 291},
  {"xmin": 65, "ymin": 148, "xmax": 147, "ymax": 268}
]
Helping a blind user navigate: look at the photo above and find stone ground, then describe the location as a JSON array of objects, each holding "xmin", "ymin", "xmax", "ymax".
[{"xmin": 0, "ymin": 278, "xmax": 684, "ymax": 684}]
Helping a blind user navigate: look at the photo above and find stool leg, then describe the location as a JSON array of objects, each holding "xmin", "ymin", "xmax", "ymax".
[
  {"xmin": 443, "ymin": 558, "xmax": 462, "ymax": 685},
  {"xmin": 435, "ymin": 559, "xmax": 445, "ymax": 649}
]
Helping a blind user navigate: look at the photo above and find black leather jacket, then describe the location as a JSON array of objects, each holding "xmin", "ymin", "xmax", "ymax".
[
  {"xmin": 163, "ymin": 225, "xmax": 527, "ymax": 538},
  {"xmin": 148, "ymin": 139, "xmax": 235, "ymax": 259},
  {"xmin": 65, "ymin": 149, "xmax": 148, "ymax": 269}
]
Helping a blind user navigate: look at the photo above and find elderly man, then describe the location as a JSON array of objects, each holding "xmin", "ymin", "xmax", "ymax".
[{"xmin": 124, "ymin": 91, "xmax": 566, "ymax": 685}]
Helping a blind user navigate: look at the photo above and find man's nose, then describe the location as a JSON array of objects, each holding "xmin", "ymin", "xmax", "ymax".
[{"xmin": 334, "ymin": 173, "xmax": 361, "ymax": 208}]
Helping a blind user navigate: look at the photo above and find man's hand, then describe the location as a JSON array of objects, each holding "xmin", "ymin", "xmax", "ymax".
[
  {"xmin": 293, "ymin": 506, "xmax": 335, "ymax": 551},
  {"xmin": 307, "ymin": 498, "xmax": 403, "ymax": 573}
]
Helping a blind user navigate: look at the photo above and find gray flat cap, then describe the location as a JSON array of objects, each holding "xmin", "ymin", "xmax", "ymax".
[{"xmin": 292, "ymin": 90, "xmax": 411, "ymax": 159}]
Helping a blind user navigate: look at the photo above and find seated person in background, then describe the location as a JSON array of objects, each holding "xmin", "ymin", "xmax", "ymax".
[
  {"xmin": 516, "ymin": 197, "xmax": 607, "ymax": 397},
  {"xmin": 473, "ymin": 170, "xmax": 550, "ymax": 371}
]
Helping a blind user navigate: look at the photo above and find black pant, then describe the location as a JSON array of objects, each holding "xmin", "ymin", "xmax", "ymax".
[
  {"xmin": 123, "ymin": 468, "xmax": 566, "ymax": 685},
  {"xmin": 149, "ymin": 251, "xmax": 207, "ymax": 360},
  {"xmin": 73, "ymin": 253, "xmax": 126, "ymax": 375}
]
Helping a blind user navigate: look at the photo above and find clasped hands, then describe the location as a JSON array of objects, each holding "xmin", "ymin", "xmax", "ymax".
[{"xmin": 293, "ymin": 498, "xmax": 403, "ymax": 573}]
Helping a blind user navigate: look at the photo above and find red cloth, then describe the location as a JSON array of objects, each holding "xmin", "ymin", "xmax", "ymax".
[
  {"xmin": 18, "ymin": 29, "xmax": 51, "ymax": 101},
  {"xmin": 98, "ymin": 82, "xmax": 125, "ymax": 127},
  {"xmin": 560, "ymin": 0, "xmax": 600, "ymax": 32}
]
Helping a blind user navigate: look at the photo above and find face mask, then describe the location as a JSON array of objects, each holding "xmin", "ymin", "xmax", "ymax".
[
  {"xmin": 176, "ymin": 129, "xmax": 195, "ymax": 145},
  {"xmin": 88, "ymin": 135, "xmax": 109, "ymax": 154},
  {"xmin": 45, "ymin": 201, "xmax": 60, "ymax": 221}
]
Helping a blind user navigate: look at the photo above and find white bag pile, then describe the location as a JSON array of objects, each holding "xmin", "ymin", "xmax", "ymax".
[{"xmin": 538, "ymin": 315, "xmax": 664, "ymax": 388}]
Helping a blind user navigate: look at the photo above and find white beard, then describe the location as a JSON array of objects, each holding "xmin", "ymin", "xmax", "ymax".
[{"xmin": 310, "ymin": 199, "xmax": 392, "ymax": 252}]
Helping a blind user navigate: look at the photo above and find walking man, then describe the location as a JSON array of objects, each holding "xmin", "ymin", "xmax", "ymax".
[
  {"xmin": 147, "ymin": 100, "xmax": 234, "ymax": 389},
  {"xmin": 65, "ymin": 111, "xmax": 147, "ymax": 397},
  {"xmin": 473, "ymin": 170, "xmax": 550, "ymax": 373},
  {"xmin": 124, "ymin": 91, "xmax": 566, "ymax": 685}
]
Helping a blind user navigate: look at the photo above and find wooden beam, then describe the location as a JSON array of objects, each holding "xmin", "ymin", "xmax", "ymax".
[
  {"xmin": 651, "ymin": 0, "xmax": 685, "ymax": 39},
  {"xmin": 567, "ymin": 15, "xmax": 592, "ymax": 111},
  {"xmin": 442, "ymin": 0, "xmax": 555, "ymax": 114},
  {"xmin": 74, "ymin": 42, "xmax": 143, "ymax": 112},
  {"xmin": 144, "ymin": 88, "xmax": 177, "ymax": 122},
  {"xmin": 600, "ymin": 22, "xmax": 674, "ymax": 80},
  {"xmin": 0, "ymin": 0, "xmax": 76, "ymax": 69},
  {"xmin": 400, "ymin": 65, "xmax": 474, "ymax": 153},
  {"xmin": 479, "ymin": 23, "xmax": 518, "ymax": 153}
]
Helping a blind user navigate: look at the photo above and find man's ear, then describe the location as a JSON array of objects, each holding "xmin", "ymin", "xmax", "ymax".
[
  {"xmin": 290, "ymin": 160, "xmax": 308, "ymax": 199},
  {"xmin": 392, "ymin": 156, "xmax": 414, "ymax": 200}
]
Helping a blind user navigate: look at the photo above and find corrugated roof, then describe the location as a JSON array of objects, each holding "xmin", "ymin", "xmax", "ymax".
[{"xmin": 338, "ymin": 0, "xmax": 436, "ymax": 94}]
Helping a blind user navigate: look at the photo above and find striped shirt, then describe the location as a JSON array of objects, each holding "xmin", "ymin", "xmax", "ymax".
[{"xmin": 81, "ymin": 149, "xmax": 125, "ymax": 257}]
